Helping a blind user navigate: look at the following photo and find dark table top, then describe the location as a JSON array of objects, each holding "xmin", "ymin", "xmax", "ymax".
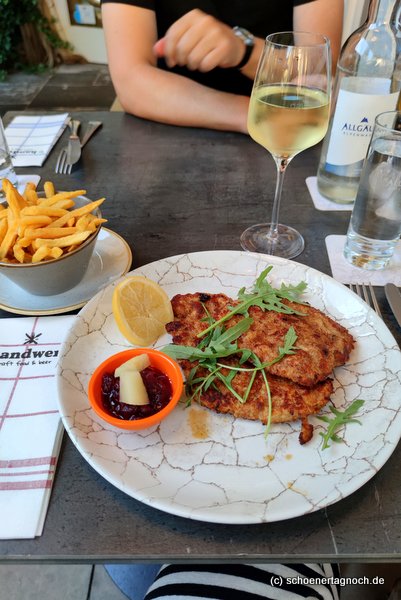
[{"xmin": 1, "ymin": 111, "xmax": 401, "ymax": 563}]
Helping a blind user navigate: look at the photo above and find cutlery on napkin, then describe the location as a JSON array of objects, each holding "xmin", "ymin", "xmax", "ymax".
[
  {"xmin": 67, "ymin": 120, "xmax": 102, "ymax": 169},
  {"xmin": 5, "ymin": 114, "xmax": 70, "ymax": 167},
  {"xmin": 0, "ymin": 315, "xmax": 75, "ymax": 539}
]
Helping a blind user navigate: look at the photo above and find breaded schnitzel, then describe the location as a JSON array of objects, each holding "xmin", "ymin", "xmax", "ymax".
[{"xmin": 165, "ymin": 290, "xmax": 355, "ymax": 443}]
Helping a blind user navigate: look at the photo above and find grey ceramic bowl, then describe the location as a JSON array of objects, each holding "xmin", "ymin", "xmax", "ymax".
[{"xmin": 0, "ymin": 195, "xmax": 102, "ymax": 296}]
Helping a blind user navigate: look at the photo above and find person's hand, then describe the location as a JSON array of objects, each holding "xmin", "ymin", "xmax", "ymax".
[{"xmin": 153, "ymin": 9, "xmax": 245, "ymax": 72}]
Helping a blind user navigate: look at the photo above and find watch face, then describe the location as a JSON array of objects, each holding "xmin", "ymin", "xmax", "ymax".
[{"xmin": 234, "ymin": 26, "xmax": 254, "ymax": 46}]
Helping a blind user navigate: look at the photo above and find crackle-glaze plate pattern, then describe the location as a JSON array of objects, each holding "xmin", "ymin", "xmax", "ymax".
[{"xmin": 57, "ymin": 251, "xmax": 401, "ymax": 524}]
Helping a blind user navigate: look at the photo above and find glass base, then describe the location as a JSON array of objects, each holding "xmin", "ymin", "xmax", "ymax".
[{"xmin": 240, "ymin": 223, "xmax": 305, "ymax": 259}]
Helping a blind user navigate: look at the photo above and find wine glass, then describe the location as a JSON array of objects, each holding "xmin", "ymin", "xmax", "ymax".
[{"xmin": 240, "ymin": 31, "xmax": 331, "ymax": 258}]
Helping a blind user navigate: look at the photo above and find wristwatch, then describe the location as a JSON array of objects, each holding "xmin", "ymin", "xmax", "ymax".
[{"xmin": 233, "ymin": 26, "xmax": 255, "ymax": 69}]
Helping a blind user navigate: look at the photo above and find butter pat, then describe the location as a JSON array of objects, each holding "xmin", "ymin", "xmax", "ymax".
[
  {"xmin": 114, "ymin": 354, "xmax": 150, "ymax": 378},
  {"xmin": 119, "ymin": 370, "xmax": 150, "ymax": 406}
]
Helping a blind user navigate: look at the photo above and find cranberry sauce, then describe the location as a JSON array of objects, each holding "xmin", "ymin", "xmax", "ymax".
[{"xmin": 101, "ymin": 366, "xmax": 173, "ymax": 420}]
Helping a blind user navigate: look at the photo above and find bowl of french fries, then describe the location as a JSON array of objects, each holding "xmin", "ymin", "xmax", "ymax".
[{"xmin": 0, "ymin": 179, "xmax": 107, "ymax": 296}]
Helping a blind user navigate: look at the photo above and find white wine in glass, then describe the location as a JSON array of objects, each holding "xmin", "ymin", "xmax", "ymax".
[{"xmin": 241, "ymin": 31, "xmax": 331, "ymax": 258}]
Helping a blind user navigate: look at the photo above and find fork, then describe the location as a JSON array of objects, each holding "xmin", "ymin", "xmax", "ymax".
[
  {"xmin": 349, "ymin": 282, "xmax": 382, "ymax": 318},
  {"xmin": 54, "ymin": 120, "xmax": 102, "ymax": 175}
]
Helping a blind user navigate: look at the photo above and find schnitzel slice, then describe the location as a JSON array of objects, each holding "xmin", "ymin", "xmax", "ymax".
[
  {"xmin": 180, "ymin": 358, "xmax": 333, "ymax": 424},
  {"xmin": 241, "ymin": 300, "xmax": 354, "ymax": 387},
  {"xmin": 179, "ymin": 358, "xmax": 333, "ymax": 444},
  {"xmin": 166, "ymin": 292, "xmax": 354, "ymax": 387}
]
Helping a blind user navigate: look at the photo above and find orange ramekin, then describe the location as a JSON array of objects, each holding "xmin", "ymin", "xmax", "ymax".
[{"xmin": 88, "ymin": 348, "xmax": 183, "ymax": 430}]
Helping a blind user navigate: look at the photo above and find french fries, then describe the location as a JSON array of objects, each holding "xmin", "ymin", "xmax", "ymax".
[{"xmin": 0, "ymin": 179, "xmax": 107, "ymax": 264}]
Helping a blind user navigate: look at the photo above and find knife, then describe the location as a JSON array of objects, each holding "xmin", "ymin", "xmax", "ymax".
[
  {"xmin": 66, "ymin": 119, "xmax": 81, "ymax": 167},
  {"xmin": 384, "ymin": 283, "xmax": 401, "ymax": 328},
  {"xmin": 81, "ymin": 121, "xmax": 102, "ymax": 147}
]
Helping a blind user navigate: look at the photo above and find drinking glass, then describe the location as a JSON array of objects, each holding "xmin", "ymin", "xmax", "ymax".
[
  {"xmin": 241, "ymin": 31, "xmax": 331, "ymax": 258},
  {"xmin": 0, "ymin": 116, "xmax": 17, "ymax": 193},
  {"xmin": 344, "ymin": 110, "xmax": 401, "ymax": 270}
]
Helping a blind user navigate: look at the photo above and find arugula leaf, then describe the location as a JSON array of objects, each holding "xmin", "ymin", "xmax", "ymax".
[
  {"xmin": 163, "ymin": 317, "xmax": 254, "ymax": 362},
  {"xmin": 216, "ymin": 326, "xmax": 298, "ymax": 373},
  {"xmin": 198, "ymin": 266, "xmax": 307, "ymax": 338},
  {"xmin": 163, "ymin": 345, "xmax": 208, "ymax": 361},
  {"xmin": 208, "ymin": 318, "xmax": 253, "ymax": 351},
  {"xmin": 318, "ymin": 399, "xmax": 365, "ymax": 450},
  {"xmin": 278, "ymin": 326, "xmax": 298, "ymax": 356}
]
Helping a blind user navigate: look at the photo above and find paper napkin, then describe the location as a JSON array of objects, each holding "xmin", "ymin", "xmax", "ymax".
[
  {"xmin": 325, "ymin": 234, "xmax": 401, "ymax": 285},
  {"xmin": 306, "ymin": 176, "xmax": 354, "ymax": 211},
  {"xmin": 0, "ymin": 314, "xmax": 75, "ymax": 539},
  {"xmin": 5, "ymin": 114, "xmax": 69, "ymax": 167}
]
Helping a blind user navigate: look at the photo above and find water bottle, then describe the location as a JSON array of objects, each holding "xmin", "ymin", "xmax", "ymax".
[{"xmin": 316, "ymin": 0, "xmax": 401, "ymax": 203}]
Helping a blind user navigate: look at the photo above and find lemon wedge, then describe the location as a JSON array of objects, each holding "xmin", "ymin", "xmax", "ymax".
[{"xmin": 112, "ymin": 275, "xmax": 173, "ymax": 346}]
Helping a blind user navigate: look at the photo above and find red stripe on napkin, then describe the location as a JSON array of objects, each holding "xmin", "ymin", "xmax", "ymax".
[
  {"xmin": 0, "ymin": 456, "xmax": 57, "ymax": 468},
  {"xmin": 0, "ymin": 480, "xmax": 52, "ymax": 491},
  {"xmin": 4, "ymin": 410, "xmax": 59, "ymax": 419},
  {"xmin": 0, "ymin": 469, "xmax": 54, "ymax": 477}
]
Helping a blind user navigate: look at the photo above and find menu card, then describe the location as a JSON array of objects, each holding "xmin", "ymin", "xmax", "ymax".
[
  {"xmin": 5, "ymin": 114, "xmax": 69, "ymax": 167},
  {"xmin": 0, "ymin": 315, "xmax": 75, "ymax": 539}
]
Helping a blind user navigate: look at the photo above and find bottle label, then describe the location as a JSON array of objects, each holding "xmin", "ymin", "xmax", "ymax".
[{"xmin": 326, "ymin": 78, "xmax": 399, "ymax": 166}]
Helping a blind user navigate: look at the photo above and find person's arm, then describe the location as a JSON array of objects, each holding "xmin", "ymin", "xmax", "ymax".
[
  {"xmin": 101, "ymin": 4, "xmax": 249, "ymax": 132},
  {"xmin": 294, "ymin": 0, "xmax": 344, "ymax": 69},
  {"xmin": 155, "ymin": 9, "xmax": 262, "ymax": 81}
]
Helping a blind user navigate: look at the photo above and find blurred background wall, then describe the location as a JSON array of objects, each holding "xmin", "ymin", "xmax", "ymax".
[{"xmin": 51, "ymin": 0, "xmax": 370, "ymax": 64}]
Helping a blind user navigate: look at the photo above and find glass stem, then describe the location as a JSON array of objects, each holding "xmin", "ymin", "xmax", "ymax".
[{"xmin": 269, "ymin": 157, "xmax": 290, "ymax": 239}]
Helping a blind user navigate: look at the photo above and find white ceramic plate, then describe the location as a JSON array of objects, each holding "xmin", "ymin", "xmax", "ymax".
[
  {"xmin": 0, "ymin": 229, "xmax": 132, "ymax": 316},
  {"xmin": 57, "ymin": 251, "xmax": 401, "ymax": 524}
]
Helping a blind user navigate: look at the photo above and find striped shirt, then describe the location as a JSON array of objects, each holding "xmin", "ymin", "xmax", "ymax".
[{"xmin": 144, "ymin": 564, "xmax": 341, "ymax": 600}]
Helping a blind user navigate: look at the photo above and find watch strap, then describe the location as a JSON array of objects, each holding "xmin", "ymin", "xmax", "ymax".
[
  {"xmin": 233, "ymin": 26, "xmax": 255, "ymax": 69},
  {"xmin": 236, "ymin": 43, "xmax": 254, "ymax": 69}
]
